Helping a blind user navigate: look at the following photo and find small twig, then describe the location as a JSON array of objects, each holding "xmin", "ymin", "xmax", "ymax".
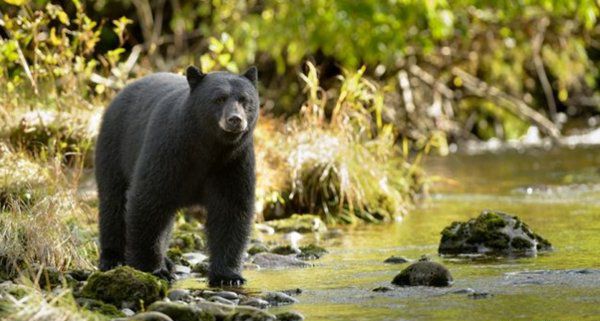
[
  {"xmin": 408, "ymin": 64, "xmax": 454, "ymax": 99},
  {"xmin": 452, "ymin": 67, "xmax": 561, "ymax": 140},
  {"xmin": 532, "ymin": 17, "xmax": 557, "ymax": 122},
  {"xmin": 397, "ymin": 70, "xmax": 415, "ymax": 113}
]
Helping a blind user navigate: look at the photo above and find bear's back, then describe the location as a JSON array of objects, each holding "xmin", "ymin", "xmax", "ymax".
[{"xmin": 97, "ymin": 72, "xmax": 189, "ymax": 178}]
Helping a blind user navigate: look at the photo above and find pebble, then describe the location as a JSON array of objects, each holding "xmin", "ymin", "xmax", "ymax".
[
  {"xmin": 372, "ymin": 286, "xmax": 393, "ymax": 292},
  {"xmin": 208, "ymin": 295, "xmax": 236, "ymax": 305},
  {"xmin": 262, "ymin": 291, "xmax": 299, "ymax": 306},
  {"xmin": 276, "ymin": 311, "xmax": 305, "ymax": 321},
  {"xmin": 214, "ymin": 290, "xmax": 239, "ymax": 300},
  {"xmin": 182, "ymin": 252, "xmax": 208, "ymax": 266},
  {"xmin": 121, "ymin": 308, "xmax": 135, "ymax": 317},
  {"xmin": 127, "ymin": 311, "xmax": 173, "ymax": 321},
  {"xmin": 239, "ymin": 297, "xmax": 271, "ymax": 309},
  {"xmin": 392, "ymin": 261, "xmax": 453, "ymax": 287},
  {"xmin": 383, "ymin": 256, "xmax": 410, "ymax": 264},
  {"xmin": 167, "ymin": 289, "xmax": 191, "ymax": 302}
]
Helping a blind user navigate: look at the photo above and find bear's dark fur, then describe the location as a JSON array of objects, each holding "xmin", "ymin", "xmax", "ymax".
[{"xmin": 95, "ymin": 66, "xmax": 259, "ymax": 286}]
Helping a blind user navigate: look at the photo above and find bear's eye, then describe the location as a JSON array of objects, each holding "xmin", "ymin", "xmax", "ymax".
[
  {"xmin": 214, "ymin": 96, "xmax": 227, "ymax": 104},
  {"xmin": 238, "ymin": 96, "xmax": 248, "ymax": 105}
]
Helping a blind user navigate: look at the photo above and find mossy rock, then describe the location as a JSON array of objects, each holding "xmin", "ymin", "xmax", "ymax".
[
  {"xmin": 276, "ymin": 311, "xmax": 305, "ymax": 321},
  {"xmin": 170, "ymin": 232, "xmax": 205, "ymax": 252},
  {"xmin": 80, "ymin": 266, "xmax": 167, "ymax": 310},
  {"xmin": 439, "ymin": 210, "xmax": 552, "ymax": 257},
  {"xmin": 76, "ymin": 298, "xmax": 124, "ymax": 318},
  {"xmin": 225, "ymin": 306, "xmax": 277, "ymax": 321},
  {"xmin": 297, "ymin": 244, "xmax": 327, "ymax": 260},
  {"xmin": 36, "ymin": 267, "xmax": 78, "ymax": 290},
  {"xmin": 265, "ymin": 214, "xmax": 327, "ymax": 233},
  {"xmin": 392, "ymin": 261, "xmax": 453, "ymax": 287},
  {"xmin": 148, "ymin": 301, "xmax": 215, "ymax": 321},
  {"xmin": 270, "ymin": 245, "xmax": 298, "ymax": 255},
  {"xmin": 247, "ymin": 243, "xmax": 269, "ymax": 256}
]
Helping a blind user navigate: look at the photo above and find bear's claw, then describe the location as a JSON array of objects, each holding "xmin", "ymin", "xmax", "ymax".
[{"xmin": 208, "ymin": 274, "xmax": 246, "ymax": 288}]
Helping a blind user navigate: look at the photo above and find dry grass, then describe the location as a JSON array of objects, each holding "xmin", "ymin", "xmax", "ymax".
[{"xmin": 0, "ymin": 144, "xmax": 97, "ymax": 277}]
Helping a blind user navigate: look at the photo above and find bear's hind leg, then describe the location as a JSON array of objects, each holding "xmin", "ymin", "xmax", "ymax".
[{"xmin": 97, "ymin": 174, "xmax": 128, "ymax": 271}]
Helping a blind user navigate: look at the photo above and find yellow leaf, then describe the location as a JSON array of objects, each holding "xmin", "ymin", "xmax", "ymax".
[
  {"xmin": 3, "ymin": 0, "xmax": 27, "ymax": 6},
  {"xmin": 57, "ymin": 11, "xmax": 70, "ymax": 25}
]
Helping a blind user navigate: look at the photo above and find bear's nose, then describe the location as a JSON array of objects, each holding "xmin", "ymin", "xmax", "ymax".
[{"xmin": 227, "ymin": 115, "xmax": 242, "ymax": 127}]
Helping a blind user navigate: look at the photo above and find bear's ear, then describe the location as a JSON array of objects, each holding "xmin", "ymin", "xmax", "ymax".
[
  {"xmin": 242, "ymin": 66, "xmax": 258, "ymax": 88},
  {"xmin": 186, "ymin": 65, "xmax": 205, "ymax": 90}
]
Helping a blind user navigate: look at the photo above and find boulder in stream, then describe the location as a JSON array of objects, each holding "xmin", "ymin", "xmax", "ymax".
[
  {"xmin": 438, "ymin": 210, "xmax": 552, "ymax": 257},
  {"xmin": 392, "ymin": 261, "xmax": 453, "ymax": 287}
]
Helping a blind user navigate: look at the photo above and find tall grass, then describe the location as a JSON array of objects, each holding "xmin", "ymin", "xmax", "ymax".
[{"xmin": 257, "ymin": 63, "xmax": 424, "ymax": 224}]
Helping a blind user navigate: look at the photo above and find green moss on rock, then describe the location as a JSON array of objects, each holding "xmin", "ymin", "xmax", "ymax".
[
  {"xmin": 391, "ymin": 261, "xmax": 453, "ymax": 287},
  {"xmin": 270, "ymin": 245, "xmax": 298, "ymax": 255},
  {"xmin": 438, "ymin": 210, "xmax": 553, "ymax": 257},
  {"xmin": 297, "ymin": 244, "xmax": 327, "ymax": 260},
  {"xmin": 80, "ymin": 266, "xmax": 167, "ymax": 310},
  {"xmin": 76, "ymin": 298, "xmax": 124, "ymax": 318}
]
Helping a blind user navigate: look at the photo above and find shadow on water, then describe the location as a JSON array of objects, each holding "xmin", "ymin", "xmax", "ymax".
[{"xmin": 189, "ymin": 147, "xmax": 600, "ymax": 320}]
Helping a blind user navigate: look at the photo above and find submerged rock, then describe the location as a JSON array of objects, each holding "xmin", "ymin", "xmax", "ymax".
[
  {"xmin": 265, "ymin": 214, "xmax": 327, "ymax": 233},
  {"xmin": 297, "ymin": 244, "xmax": 328, "ymax": 260},
  {"xmin": 261, "ymin": 291, "xmax": 299, "ymax": 306},
  {"xmin": 438, "ymin": 210, "xmax": 552, "ymax": 257},
  {"xmin": 276, "ymin": 311, "xmax": 305, "ymax": 321},
  {"xmin": 383, "ymin": 256, "xmax": 410, "ymax": 264},
  {"xmin": 270, "ymin": 245, "xmax": 300, "ymax": 255},
  {"xmin": 147, "ymin": 301, "xmax": 214, "ymax": 321},
  {"xmin": 125, "ymin": 311, "xmax": 174, "ymax": 321},
  {"xmin": 392, "ymin": 261, "xmax": 453, "ymax": 287},
  {"xmin": 76, "ymin": 298, "xmax": 124, "ymax": 318},
  {"xmin": 80, "ymin": 266, "xmax": 167, "ymax": 310},
  {"xmin": 372, "ymin": 286, "xmax": 393, "ymax": 292},
  {"xmin": 251, "ymin": 253, "xmax": 312, "ymax": 269}
]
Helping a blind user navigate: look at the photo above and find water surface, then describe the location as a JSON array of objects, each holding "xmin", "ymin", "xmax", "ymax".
[{"xmin": 195, "ymin": 147, "xmax": 600, "ymax": 320}]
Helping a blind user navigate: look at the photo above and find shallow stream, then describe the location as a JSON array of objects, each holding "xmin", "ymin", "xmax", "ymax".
[{"xmin": 188, "ymin": 147, "xmax": 600, "ymax": 320}]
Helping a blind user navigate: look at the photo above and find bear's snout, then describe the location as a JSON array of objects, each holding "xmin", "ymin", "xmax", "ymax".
[{"xmin": 219, "ymin": 103, "xmax": 248, "ymax": 133}]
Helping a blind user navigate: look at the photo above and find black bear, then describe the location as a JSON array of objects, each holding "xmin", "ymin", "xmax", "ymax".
[{"xmin": 95, "ymin": 66, "xmax": 259, "ymax": 286}]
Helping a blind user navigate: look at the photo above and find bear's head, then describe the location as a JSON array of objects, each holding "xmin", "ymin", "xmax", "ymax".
[{"xmin": 185, "ymin": 65, "xmax": 259, "ymax": 144}]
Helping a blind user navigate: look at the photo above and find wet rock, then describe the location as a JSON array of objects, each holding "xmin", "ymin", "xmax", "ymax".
[
  {"xmin": 167, "ymin": 289, "xmax": 191, "ymax": 302},
  {"xmin": 175, "ymin": 265, "xmax": 192, "ymax": 275},
  {"xmin": 127, "ymin": 311, "xmax": 174, "ymax": 321},
  {"xmin": 239, "ymin": 297, "xmax": 270, "ymax": 309},
  {"xmin": 214, "ymin": 291, "xmax": 239, "ymax": 300},
  {"xmin": 438, "ymin": 210, "xmax": 552, "ymax": 257},
  {"xmin": 122, "ymin": 308, "xmax": 136, "ymax": 317},
  {"xmin": 468, "ymin": 291, "xmax": 492, "ymax": 299},
  {"xmin": 225, "ymin": 307, "xmax": 277, "ymax": 321},
  {"xmin": 449, "ymin": 288, "xmax": 475, "ymax": 294},
  {"xmin": 261, "ymin": 291, "xmax": 299, "ymax": 306},
  {"xmin": 192, "ymin": 262, "xmax": 209, "ymax": 276},
  {"xmin": 392, "ymin": 261, "xmax": 453, "ymax": 287},
  {"xmin": 265, "ymin": 214, "xmax": 327, "ymax": 233},
  {"xmin": 254, "ymin": 224, "xmax": 275, "ymax": 235},
  {"xmin": 67, "ymin": 269, "xmax": 92, "ymax": 281},
  {"xmin": 252, "ymin": 253, "xmax": 312, "ymax": 269},
  {"xmin": 209, "ymin": 295, "xmax": 236, "ymax": 305},
  {"xmin": 276, "ymin": 311, "xmax": 305, "ymax": 321},
  {"xmin": 247, "ymin": 243, "xmax": 270, "ymax": 255},
  {"xmin": 271, "ymin": 245, "xmax": 300, "ymax": 255},
  {"xmin": 147, "ymin": 301, "xmax": 214, "ymax": 321},
  {"xmin": 281, "ymin": 288, "xmax": 302, "ymax": 296},
  {"xmin": 80, "ymin": 266, "xmax": 167, "ymax": 310},
  {"xmin": 383, "ymin": 256, "xmax": 410, "ymax": 264},
  {"xmin": 372, "ymin": 286, "xmax": 393, "ymax": 292},
  {"xmin": 182, "ymin": 252, "xmax": 208, "ymax": 266},
  {"xmin": 297, "ymin": 244, "xmax": 327, "ymax": 260},
  {"xmin": 75, "ymin": 298, "xmax": 124, "ymax": 318}
]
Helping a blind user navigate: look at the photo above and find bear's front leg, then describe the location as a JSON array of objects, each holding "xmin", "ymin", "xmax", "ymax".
[
  {"xmin": 204, "ymin": 154, "xmax": 255, "ymax": 287},
  {"xmin": 124, "ymin": 184, "xmax": 177, "ymax": 281}
]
